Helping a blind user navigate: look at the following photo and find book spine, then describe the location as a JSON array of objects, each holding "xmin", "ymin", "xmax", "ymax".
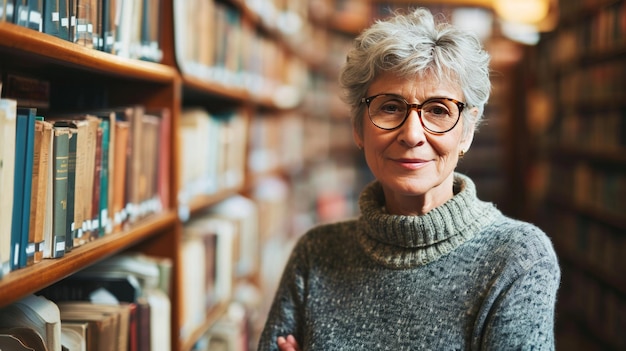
[
  {"xmin": 0, "ymin": 99, "xmax": 17, "ymax": 277},
  {"xmin": 51, "ymin": 127, "xmax": 70, "ymax": 258},
  {"xmin": 98, "ymin": 119, "xmax": 110, "ymax": 237},
  {"xmin": 65, "ymin": 126, "xmax": 78, "ymax": 252},
  {"xmin": 34, "ymin": 120, "xmax": 52, "ymax": 262},
  {"xmin": 19, "ymin": 109, "xmax": 35, "ymax": 268},
  {"xmin": 10, "ymin": 109, "xmax": 35, "ymax": 269},
  {"xmin": 91, "ymin": 124, "xmax": 103, "ymax": 239}
]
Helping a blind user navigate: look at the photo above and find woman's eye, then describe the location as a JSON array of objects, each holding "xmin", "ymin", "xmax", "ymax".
[
  {"xmin": 381, "ymin": 103, "xmax": 402, "ymax": 113},
  {"xmin": 425, "ymin": 105, "xmax": 450, "ymax": 116}
]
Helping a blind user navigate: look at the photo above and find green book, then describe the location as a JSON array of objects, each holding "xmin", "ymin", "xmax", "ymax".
[
  {"xmin": 51, "ymin": 126, "xmax": 70, "ymax": 258},
  {"xmin": 53, "ymin": 121, "xmax": 78, "ymax": 252},
  {"xmin": 98, "ymin": 119, "xmax": 110, "ymax": 237}
]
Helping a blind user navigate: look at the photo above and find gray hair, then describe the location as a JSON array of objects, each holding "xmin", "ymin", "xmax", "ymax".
[{"xmin": 339, "ymin": 8, "xmax": 491, "ymax": 137}]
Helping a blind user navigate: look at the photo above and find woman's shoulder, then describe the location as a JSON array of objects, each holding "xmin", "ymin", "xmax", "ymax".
[
  {"xmin": 293, "ymin": 219, "xmax": 359, "ymax": 250},
  {"xmin": 480, "ymin": 216, "xmax": 559, "ymax": 271}
]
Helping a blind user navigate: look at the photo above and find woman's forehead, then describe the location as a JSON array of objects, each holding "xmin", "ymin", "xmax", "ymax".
[{"xmin": 368, "ymin": 71, "xmax": 463, "ymax": 99}]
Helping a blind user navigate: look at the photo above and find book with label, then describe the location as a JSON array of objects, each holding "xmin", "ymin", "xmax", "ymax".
[
  {"xmin": 49, "ymin": 126, "xmax": 70, "ymax": 258},
  {"xmin": 52, "ymin": 121, "xmax": 78, "ymax": 253},
  {"xmin": 0, "ymin": 99, "xmax": 17, "ymax": 277}
]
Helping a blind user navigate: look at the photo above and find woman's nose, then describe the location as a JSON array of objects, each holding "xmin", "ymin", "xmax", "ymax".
[{"xmin": 397, "ymin": 110, "xmax": 426, "ymax": 147}]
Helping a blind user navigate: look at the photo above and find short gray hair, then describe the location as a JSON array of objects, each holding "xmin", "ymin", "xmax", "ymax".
[{"xmin": 339, "ymin": 8, "xmax": 491, "ymax": 137}]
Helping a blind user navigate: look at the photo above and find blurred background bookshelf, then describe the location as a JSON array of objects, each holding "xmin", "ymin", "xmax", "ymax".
[{"xmin": 0, "ymin": 0, "xmax": 625, "ymax": 350}]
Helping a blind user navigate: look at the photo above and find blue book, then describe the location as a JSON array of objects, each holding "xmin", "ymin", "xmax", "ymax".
[{"xmin": 11, "ymin": 107, "xmax": 36, "ymax": 269}]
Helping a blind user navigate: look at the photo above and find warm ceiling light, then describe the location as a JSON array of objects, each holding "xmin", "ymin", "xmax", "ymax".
[{"xmin": 493, "ymin": 0, "xmax": 549, "ymax": 24}]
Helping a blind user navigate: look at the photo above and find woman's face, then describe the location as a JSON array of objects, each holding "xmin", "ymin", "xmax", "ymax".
[{"xmin": 354, "ymin": 71, "xmax": 477, "ymax": 215}]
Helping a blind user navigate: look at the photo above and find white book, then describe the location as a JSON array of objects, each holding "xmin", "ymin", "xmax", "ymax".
[
  {"xmin": 0, "ymin": 294, "xmax": 62, "ymax": 351},
  {"xmin": 0, "ymin": 98, "xmax": 17, "ymax": 277}
]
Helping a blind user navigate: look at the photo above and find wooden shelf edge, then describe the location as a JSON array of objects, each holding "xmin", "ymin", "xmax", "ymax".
[
  {"xmin": 180, "ymin": 301, "xmax": 230, "ymax": 351},
  {"xmin": 181, "ymin": 73, "xmax": 280, "ymax": 109},
  {"xmin": 0, "ymin": 210, "xmax": 178, "ymax": 308},
  {"xmin": 185, "ymin": 186, "xmax": 244, "ymax": 217},
  {"xmin": 0, "ymin": 22, "xmax": 177, "ymax": 83}
]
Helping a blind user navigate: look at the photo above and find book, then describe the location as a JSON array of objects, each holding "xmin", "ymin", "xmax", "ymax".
[
  {"xmin": 11, "ymin": 107, "xmax": 36, "ymax": 269},
  {"xmin": 50, "ymin": 125, "xmax": 70, "ymax": 258},
  {"xmin": 58, "ymin": 308, "xmax": 117, "ymax": 351},
  {"xmin": 61, "ymin": 325, "xmax": 86, "ymax": 351},
  {"xmin": 52, "ymin": 121, "xmax": 78, "ymax": 253},
  {"xmin": 98, "ymin": 118, "xmax": 110, "ymax": 237},
  {"xmin": 42, "ymin": 0, "xmax": 60, "ymax": 37},
  {"xmin": 210, "ymin": 195, "xmax": 258, "ymax": 278},
  {"xmin": 0, "ymin": 98, "xmax": 17, "ymax": 277},
  {"xmin": 91, "ymin": 124, "xmax": 103, "ymax": 238},
  {"xmin": 62, "ymin": 322, "xmax": 88, "ymax": 351},
  {"xmin": 0, "ymin": 326, "xmax": 48, "ymax": 351},
  {"xmin": 2, "ymin": 74, "xmax": 50, "ymax": 109},
  {"xmin": 58, "ymin": 301, "xmax": 130, "ymax": 351},
  {"xmin": 27, "ymin": 119, "xmax": 52, "ymax": 265},
  {"xmin": 155, "ymin": 108, "xmax": 170, "ymax": 211},
  {"xmin": 111, "ymin": 118, "xmax": 129, "ymax": 232},
  {"xmin": 0, "ymin": 294, "xmax": 62, "ymax": 351}
]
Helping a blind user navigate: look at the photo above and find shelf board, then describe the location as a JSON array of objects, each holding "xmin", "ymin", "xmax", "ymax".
[
  {"xmin": 181, "ymin": 73, "xmax": 281, "ymax": 109},
  {"xmin": 0, "ymin": 22, "xmax": 177, "ymax": 83},
  {"xmin": 180, "ymin": 301, "xmax": 229, "ymax": 351},
  {"xmin": 0, "ymin": 210, "xmax": 178, "ymax": 308},
  {"xmin": 183, "ymin": 186, "xmax": 244, "ymax": 218}
]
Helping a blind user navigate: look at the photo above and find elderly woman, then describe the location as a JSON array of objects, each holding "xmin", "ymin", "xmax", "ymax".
[{"xmin": 258, "ymin": 7, "xmax": 560, "ymax": 351}]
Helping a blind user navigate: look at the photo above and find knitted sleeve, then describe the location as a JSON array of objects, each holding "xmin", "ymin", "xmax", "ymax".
[{"xmin": 479, "ymin": 234, "xmax": 561, "ymax": 350}]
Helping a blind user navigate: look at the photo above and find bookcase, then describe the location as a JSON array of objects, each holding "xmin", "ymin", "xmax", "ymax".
[
  {"xmin": 523, "ymin": 0, "xmax": 626, "ymax": 349},
  {"xmin": 0, "ymin": 0, "xmax": 353, "ymax": 350}
]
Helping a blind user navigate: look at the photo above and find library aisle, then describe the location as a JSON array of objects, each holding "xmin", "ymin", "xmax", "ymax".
[{"xmin": 0, "ymin": 0, "xmax": 624, "ymax": 350}]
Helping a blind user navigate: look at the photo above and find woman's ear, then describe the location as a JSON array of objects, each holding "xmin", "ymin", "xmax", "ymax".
[
  {"xmin": 460, "ymin": 107, "xmax": 479, "ymax": 153},
  {"xmin": 353, "ymin": 128, "xmax": 364, "ymax": 150}
]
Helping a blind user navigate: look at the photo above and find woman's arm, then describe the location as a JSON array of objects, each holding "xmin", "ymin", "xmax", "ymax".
[{"xmin": 481, "ymin": 255, "xmax": 561, "ymax": 350}]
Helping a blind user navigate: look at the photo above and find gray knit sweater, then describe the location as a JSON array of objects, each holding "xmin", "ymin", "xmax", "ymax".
[{"xmin": 258, "ymin": 173, "xmax": 560, "ymax": 350}]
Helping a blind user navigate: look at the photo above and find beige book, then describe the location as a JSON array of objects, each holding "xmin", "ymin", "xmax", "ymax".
[{"xmin": 0, "ymin": 99, "xmax": 17, "ymax": 276}]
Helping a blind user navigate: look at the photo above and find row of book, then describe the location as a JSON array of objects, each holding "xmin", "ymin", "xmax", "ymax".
[
  {"xmin": 559, "ymin": 266, "xmax": 626, "ymax": 350},
  {"xmin": 557, "ymin": 108, "xmax": 626, "ymax": 151},
  {"xmin": 541, "ymin": 0, "xmax": 626, "ymax": 66},
  {"xmin": 178, "ymin": 107, "xmax": 247, "ymax": 208},
  {"xmin": 549, "ymin": 160, "xmax": 625, "ymax": 218},
  {"xmin": 180, "ymin": 195, "xmax": 258, "ymax": 340},
  {"xmin": 0, "ymin": 99, "xmax": 169, "ymax": 277},
  {"xmin": 173, "ymin": 0, "xmax": 308, "ymax": 103},
  {"xmin": 0, "ymin": 252, "xmax": 172, "ymax": 351},
  {"xmin": 247, "ymin": 111, "xmax": 303, "ymax": 174},
  {"xmin": 0, "ymin": 0, "xmax": 162, "ymax": 62},
  {"xmin": 548, "ymin": 206, "xmax": 625, "ymax": 289},
  {"xmin": 558, "ymin": 60, "xmax": 625, "ymax": 103}
]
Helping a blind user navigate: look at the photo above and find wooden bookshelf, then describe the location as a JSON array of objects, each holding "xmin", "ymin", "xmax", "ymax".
[
  {"xmin": 524, "ymin": 0, "xmax": 626, "ymax": 349},
  {"xmin": 0, "ymin": 0, "xmax": 359, "ymax": 350}
]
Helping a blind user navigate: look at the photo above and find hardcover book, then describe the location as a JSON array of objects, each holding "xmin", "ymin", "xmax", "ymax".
[
  {"xmin": 0, "ymin": 99, "xmax": 17, "ymax": 277},
  {"xmin": 28, "ymin": 119, "xmax": 52, "ymax": 265},
  {"xmin": 50, "ymin": 126, "xmax": 70, "ymax": 258},
  {"xmin": 11, "ymin": 107, "xmax": 36, "ymax": 269},
  {"xmin": 0, "ymin": 294, "xmax": 62, "ymax": 351}
]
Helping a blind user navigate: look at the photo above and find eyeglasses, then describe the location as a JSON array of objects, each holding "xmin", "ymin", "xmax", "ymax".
[{"xmin": 361, "ymin": 94, "xmax": 465, "ymax": 134}]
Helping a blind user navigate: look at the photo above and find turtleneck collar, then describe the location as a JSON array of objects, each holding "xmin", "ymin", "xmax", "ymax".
[{"xmin": 356, "ymin": 173, "xmax": 500, "ymax": 269}]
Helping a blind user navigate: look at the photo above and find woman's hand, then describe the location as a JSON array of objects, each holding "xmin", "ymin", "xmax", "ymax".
[{"xmin": 277, "ymin": 335, "xmax": 301, "ymax": 351}]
